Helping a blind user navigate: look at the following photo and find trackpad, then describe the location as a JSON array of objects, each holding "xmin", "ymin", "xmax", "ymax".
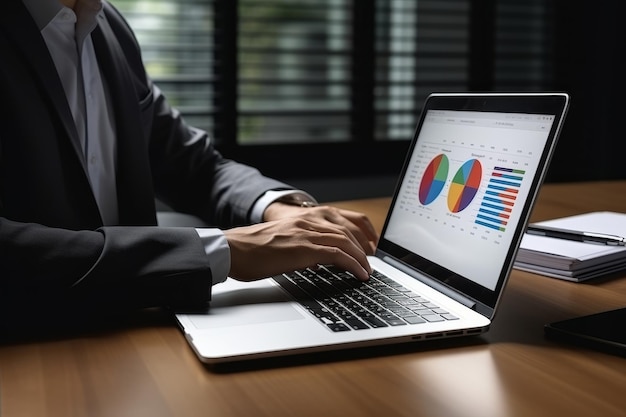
[{"xmin": 188, "ymin": 279, "xmax": 305, "ymax": 329}]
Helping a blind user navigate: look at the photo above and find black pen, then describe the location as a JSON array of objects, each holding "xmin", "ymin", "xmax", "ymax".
[{"xmin": 526, "ymin": 224, "xmax": 626, "ymax": 246}]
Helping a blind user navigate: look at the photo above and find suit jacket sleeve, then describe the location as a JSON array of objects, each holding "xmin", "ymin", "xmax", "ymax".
[{"xmin": 0, "ymin": 219, "xmax": 213, "ymax": 329}]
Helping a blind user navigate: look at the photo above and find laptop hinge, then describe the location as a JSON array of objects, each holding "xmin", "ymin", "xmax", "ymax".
[{"xmin": 382, "ymin": 256, "xmax": 477, "ymax": 309}]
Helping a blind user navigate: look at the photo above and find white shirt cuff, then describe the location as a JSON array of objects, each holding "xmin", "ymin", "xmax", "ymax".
[
  {"xmin": 249, "ymin": 190, "xmax": 318, "ymax": 223},
  {"xmin": 195, "ymin": 228, "xmax": 230, "ymax": 284}
]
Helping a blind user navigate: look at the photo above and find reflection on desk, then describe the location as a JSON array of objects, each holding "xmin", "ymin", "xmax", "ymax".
[{"xmin": 1, "ymin": 181, "xmax": 626, "ymax": 417}]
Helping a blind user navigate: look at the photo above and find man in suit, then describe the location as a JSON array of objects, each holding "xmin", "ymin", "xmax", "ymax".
[{"xmin": 0, "ymin": 0, "xmax": 378, "ymax": 330}]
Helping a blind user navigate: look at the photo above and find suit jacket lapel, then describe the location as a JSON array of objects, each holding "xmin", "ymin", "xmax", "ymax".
[{"xmin": 3, "ymin": 0, "xmax": 86, "ymax": 173}]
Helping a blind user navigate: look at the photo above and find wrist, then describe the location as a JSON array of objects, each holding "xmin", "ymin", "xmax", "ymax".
[
  {"xmin": 261, "ymin": 192, "xmax": 318, "ymax": 222},
  {"xmin": 263, "ymin": 201, "xmax": 316, "ymax": 222},
  {"xmin": 275, "ymin": 194, "xmax": 318, "ymax": 208}
]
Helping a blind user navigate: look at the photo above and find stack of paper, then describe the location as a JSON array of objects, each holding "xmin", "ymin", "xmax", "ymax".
[{"xmin": 515, "ymin": 211, "xmax": 626, "ymax": 282}]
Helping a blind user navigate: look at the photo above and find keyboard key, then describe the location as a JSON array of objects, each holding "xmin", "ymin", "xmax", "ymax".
[
  {"xmin": 421, "ymin": 314, "xmax": 445, "ymax": 322},
  {"xmin": 404, "ymin": 315, "xmax": 426, "ymax": 324}
]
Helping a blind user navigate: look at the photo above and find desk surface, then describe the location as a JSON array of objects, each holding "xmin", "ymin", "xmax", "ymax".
[{"xmin": 2, "ymin": 181, "xmax": 626, "ymax": 417}]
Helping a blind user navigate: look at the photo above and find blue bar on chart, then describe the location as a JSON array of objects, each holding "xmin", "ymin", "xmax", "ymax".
[{"xmin": 475, "ymin": 167, "xmax": 525, "ymax": 231}]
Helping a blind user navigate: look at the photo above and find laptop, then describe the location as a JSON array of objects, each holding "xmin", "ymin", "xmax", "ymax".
[{"xmin": 176, "ymin": 92, "xmax": 570, "ymax": 364}]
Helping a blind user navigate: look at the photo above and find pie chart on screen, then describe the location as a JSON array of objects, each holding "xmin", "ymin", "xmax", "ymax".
[
  {"xmin": 418, "ymin": 154, "xmax": 449, "ymax": 205},
  {"xmin": 448, "ymin": 159, "xmax": 482, "ymax": 213}
]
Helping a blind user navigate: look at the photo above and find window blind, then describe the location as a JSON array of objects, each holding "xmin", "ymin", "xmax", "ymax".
[
  {"xmin": 114, "ymin": 0, "xmax": 215, "ymax": 134},
  {"xmin": 237, "ymin": 0, "xmax": 353, "ymax": 145},
  {"xmin": 494, "ymin": 0, "xmax": 554, "ymax": 90}
]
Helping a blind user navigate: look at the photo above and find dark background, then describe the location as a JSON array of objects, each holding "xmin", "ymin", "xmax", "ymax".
[{"xmin": 548, "ymin": 2, "xmax": 626, "ymax": 183}]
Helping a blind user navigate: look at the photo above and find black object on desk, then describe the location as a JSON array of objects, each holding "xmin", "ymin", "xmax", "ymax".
[{"xmin": 545, "ymin": 307, "xmax": 626, "ymax": 357}]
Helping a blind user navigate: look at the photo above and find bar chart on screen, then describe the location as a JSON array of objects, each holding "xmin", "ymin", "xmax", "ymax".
[{"xmin": 474, "ymin": 167, "xmax": 525, "ymax": 232}]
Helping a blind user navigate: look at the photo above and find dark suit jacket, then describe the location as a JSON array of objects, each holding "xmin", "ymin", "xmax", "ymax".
[{"xmin": 0, "ymin": 0, "xmax": 291, "ymax": 329}]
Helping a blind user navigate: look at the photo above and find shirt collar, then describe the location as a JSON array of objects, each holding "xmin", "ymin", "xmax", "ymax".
[{"xmin": 21, "ymin": 0, "xmax": 103, "ymax": 32}]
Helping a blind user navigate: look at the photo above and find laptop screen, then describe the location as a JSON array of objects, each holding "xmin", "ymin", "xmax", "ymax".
[{"xmin": 377, "ymin": 93, "xmax": 568, "ymax": 312}]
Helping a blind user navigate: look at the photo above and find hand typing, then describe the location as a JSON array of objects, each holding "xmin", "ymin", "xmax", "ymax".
[{"xmin": 224, "ymin": 204, "xmax": 378, "ymax": 282}]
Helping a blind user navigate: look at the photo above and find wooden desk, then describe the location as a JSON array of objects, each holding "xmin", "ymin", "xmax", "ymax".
[{"xmin": 2, "ymin": 181, "xmax": 626, "ymax": 417}]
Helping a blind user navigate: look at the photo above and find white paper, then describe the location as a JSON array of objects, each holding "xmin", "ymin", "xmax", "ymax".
[{"xmin": 515, "ymin": 211, "xmax": 626, "ymax": 280}]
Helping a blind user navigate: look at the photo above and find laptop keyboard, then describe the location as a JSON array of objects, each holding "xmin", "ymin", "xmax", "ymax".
[{"xmin": 273, "ymin": 265, "xmax": 458, "ymax": 332}]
